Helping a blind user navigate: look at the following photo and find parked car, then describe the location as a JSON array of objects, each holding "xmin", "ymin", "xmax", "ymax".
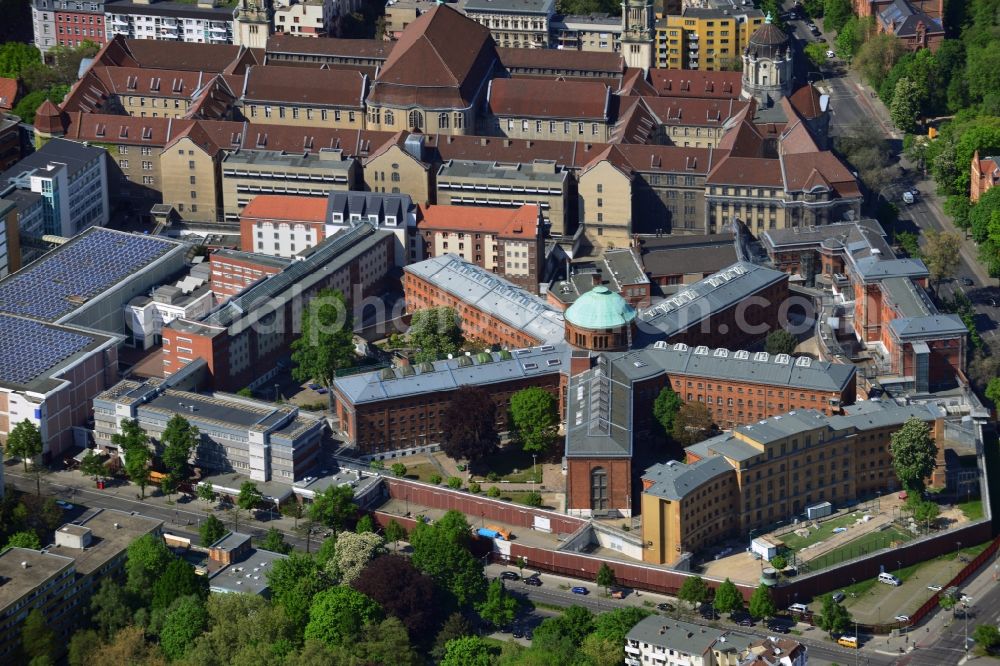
[
  {"xmin": 927, "ymin": 584, "xmax": 943, "ymax": 591},
  {"xmin": 657, "ymin": 602, "xmax": 675, "ymax": 612},
  {"xmin": 988, "ymin": 298, "xmax": 998, "ymax": 307},
  {"xmin": 525, "ymin": 630, "xmax": 534, "ymax": 640},
  {"xmin": 512, "ymin": 628, "xmax": 524, "ymax": 638},
  {"xmin": 571, "ymin": 586, "xmax": 589, "ymax": 595},
  {"xmin": 701, "ymin": 608, "xmax": 721, "ymax": 620},
  {"xmin": 767, "ymin": 622, "xmax": 790, "ymax": 634},
  {"xmin": 826, "ymin": 50, "xmax": 836, "ymax": 58},
  {"xmin": 961, "ymin": 277, "xmax": 974, "ymax": 286},
  {"xmin": 737, "ymin": 617, "xmax": 755, "ymax": 627},
  {"xmin": 500, "ymin": 571, "xmax": 520, "ymax": 581},
  {"xmin": 832, "ymin": 591, "xmax": 846, "ymax": 603},
  {"xmin": 524, "ymin": 576, "xmax": 542, "ymax": 587},
  {"xmin": 307, "ymin": 383, "xmax": 321, "ymax": 390},
  {"xmin": 55, "ymin": 500, "xmax": 73, "ymax": 511},
  {"xmin": 895, "ymin": 615, "xmax": 911, "ymax": 623}
]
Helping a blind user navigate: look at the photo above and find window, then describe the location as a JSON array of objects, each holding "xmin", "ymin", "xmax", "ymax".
[
  {"xmin": 119, "ymin": 159, "xmax": 128, "ymax": 168},
  {"xmin": 385, "ymin": 110, "xmax": 394, "ymax": 125},
  {"xmin": 408, "ymin": 110, "xmax": 423, "ymax": 130},
  {"xmin": 591, "ymin": 467, "xmax": 608, "ymax": 511},
  {"xmin": 438, "ymin": 112, "xmax": 449, "ymax": 129},
  {"xmin": 118, "ymin": 146, "xmax": 128, "ymax": 155}
]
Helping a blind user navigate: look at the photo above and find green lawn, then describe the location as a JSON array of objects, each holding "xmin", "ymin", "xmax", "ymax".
[
  {"xmin": 402, "ymin": 463, "xmax": 442, "ymax": 483},
  {"xmin": 801, "ymin": 526, "xmax": 913, "ymax": 572},
  {"xmin": 501, "ymin": 490, "xmax": 547, "ymax": 509},
  {"xmin": 778, "ymin": 512, "xmax": 866, "ymax": 551},
  {"xmin": 958, "ymin": 500, "xmax": 983, "ymax": 521},
  {"xmin": 472, "ymin": 449, "xmax": 543, "ymax": 484}
]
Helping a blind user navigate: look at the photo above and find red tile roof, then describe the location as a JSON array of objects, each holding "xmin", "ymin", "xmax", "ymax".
[
  {"xmin": 0, "ymin": 78, "xmax": 17, "ymax": 111},
  {"xmin": 104, "ymin": 36, "xmax": 243, "ymax": 72},
  {"xmin": 242, "ymin": 65, "xmax": 367, "ymax": 108},
  {"xmin": 706, "ymin": 156, "xmax": 784, "ymax": 186},
  {"xmin": 583, "ymin": 143, "xmax": 724, "ymax": 176},
  {"xmin": 241, "ymin": 195, "xmax": 329, "ymax": 223},
  {"xmin": 647, "ymin": 69, "xmax": 742, "ymax": 99},
  {"xmin": 265, "ymin": 33, "xmax": 394, "ymax": 60},
  {"xmin": 788, "ymin": 84, "xmax": 824, "ymax": 120},
  {"xmin": 34, "ymin": 100, "xmax": 67, "ymax": 135},
  {"xmin": 488, "ymin": 78, "xmax": 610, "ymax": 120},
  {"xmin": 370, "ymin": 4, "xmax": 497, "ymax": 109},
  {"xmin": 640, "ymin": 96, "xmax": 748, "ymax": 127},
  {"xmin": 417, "ymin": 203, "xmax": 539, "ymax": 238},
  {"xmin": 498, "ymin": 47, "xmax": 624, "ymax": 76},
  {"xmin": 782, "ymin": 151, "xmax": 859, "ymax": 198}
]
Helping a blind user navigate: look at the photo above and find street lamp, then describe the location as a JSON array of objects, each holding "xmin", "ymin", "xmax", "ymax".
[
  {"xmin": 532, "ymin": 454, "xmax": 537, "ymax": 491},
  {"xmin": 897, "ymin": 560, "xmax": 902, "ymax": 577}
]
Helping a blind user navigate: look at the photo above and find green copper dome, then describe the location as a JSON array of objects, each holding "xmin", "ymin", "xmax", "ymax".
[{"xmin": 564, "ymin": 286, "xmax": 637, "ymax": 330}]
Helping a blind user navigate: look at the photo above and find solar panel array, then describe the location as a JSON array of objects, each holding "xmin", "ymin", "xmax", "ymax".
[
  {"xmin": 0, "ymin": 230, "xmax": 175, "ymax": 322},
  {"xmin": 0, "ymin": 315, "xmax": 93, "ymax": 385}
]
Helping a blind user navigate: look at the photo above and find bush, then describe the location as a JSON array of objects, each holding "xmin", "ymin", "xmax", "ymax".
[
  {"xmin": 486, "ymin": 471, "xmax": 500, "ymax": 482},
  {"xmin": 391, "ymin": 462, "xmax": 407, "ymax": 477},
  {"xmin": 487, "ymin": 486, "xmax": 501, "ymax": 498},
  {"xmin": 524, "ymin": 491, "xmax": 543, "ymax": 507},
  {"xmin": 469, "ymin": 482, "xmax": 481, "ymax": 494},
  {"xmin": 770, "ymin": 554, "xmax": 788, "ymax": 570},
  {"xmin": 447, "ymin": 476, "xmax": 462, "ymax": 490},
  {"xmin": 429, "ymin": 474, "xmax": 443, "ymax": 485}
]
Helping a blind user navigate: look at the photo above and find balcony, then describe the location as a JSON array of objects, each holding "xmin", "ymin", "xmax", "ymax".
[
  {"xmin": 626, "ymin": 659, "xmax": 641, "ymax": 666},
  {"xmin": 690, "ymin": 60, "xmax": 700, "ymax": 68},
  {"xmin": 688, "ymin": 32, "xmax": 698, "ymax": 40}
]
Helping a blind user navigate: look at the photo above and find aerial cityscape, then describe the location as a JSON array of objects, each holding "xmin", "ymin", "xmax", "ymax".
[{"xmin": 0, "ymin": 0, "xmax": 997, "ymax": 663}]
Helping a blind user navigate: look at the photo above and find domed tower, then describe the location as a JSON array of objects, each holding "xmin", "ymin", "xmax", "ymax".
[
  {"xmin": 34, "ymin": 99, "xmax": 68, "ymax": 147},
  {"xmin": 564, "ymin": 286, "xmax": 637, "ymax": 352},
  {"xmin": 741, "ymin": 14, "xmax": 793, "ymax": 107}
]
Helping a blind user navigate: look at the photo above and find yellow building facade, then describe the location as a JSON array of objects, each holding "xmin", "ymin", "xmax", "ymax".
[{"xmin": 655, "ymin": 7, "xmax": 765, "ymax": 71}]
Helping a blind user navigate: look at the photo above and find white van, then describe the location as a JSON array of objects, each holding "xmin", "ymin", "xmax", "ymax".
[
  {"xmin": 878, "ymin": 572, "xmax": 901, "ymax": 586},
  {"xmin": 788, "ymin": 603, "xmax": 809, "ymax": 614}
]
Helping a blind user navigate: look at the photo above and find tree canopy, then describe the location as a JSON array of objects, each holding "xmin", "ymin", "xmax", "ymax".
[
  {"xmin": 309, "ymin": 484, "xmax": 357, "ymax": 530},
  {"xmin": 749, "ymin": 583, "xmax": 777, "ymax": 620},
  {"xmin": 199, "ymin": 514, "xmax": 229, "ymax": 546},
  {"xmin": 3, "ymin": 530, "xmax": 41, "ymax": 552},
  {"xmin": 0, "ymin": 42, "xmax": 41, "ymax": 79},
  {"xmin": 653, "ymin": 387, "xmax": 682, "ymax": 439},
  {"xmin": 291, "ymin": 288, "xmax": 356, "ymax": 390},
  {"xmin": 509, "ymin": 387, "xmax": 560, "ymax": 454},
  {"xmin": 324, "ymin": 530, "xmax": 384, "ymax": 583},
  {"xmin": 764, "ymin": 330, "xmax": 798, "ymax": 356},
  {"xmin": 125, "ymin": 533, "xmax": 173, "ymax": 601},
  {"xmin": 303, "ymin": 586, "xmax": 383, "ymax": 648},
  {"xmin": 678, "ymin": 575, "xmax": 709, "ymax": 609},
  {"xmin": 352, "ymin": 554, "xmax": 441, "ymax": 643},
  {"xmin": 817, "ymin": 593, "xmax": 853, "ymax": 636},
  {"xmin": 160, "ymin": 414, "xmax": 199, "ymax": 485},
  {"xmin": 713, "ymin": 578, "xmax": 744, "ymax": 615},
  {"xmin": 408, "ymin": 307, "xmax": 464, "ymax": 362},
  {"xmin": 440, "ymin": 386, "xmax": 499, "ymax": 467},
  {"xmin": 6, "ymin": 419, "xmax": 42, "ymax": 471},
  {"xmin": 890, "ymin": 417, "xmax": 938, "ymax": 491},
  {"xmin": 159, "ymin": 595, "xmax": 207, "ymax": 661},
  {"xmin": 114, "ymin": 419, "xmax": 151, "ymax": 499},
  {"xmin": 410, "ymin": 510, "xmax": 487, "ymax": 607},
  {"xmin": 922, "ymin": 230, "xmax": 962, "ymax": 289},
  {"xmin": 672, "ymin": 402, "xmax": 715, "ymax": 446}
]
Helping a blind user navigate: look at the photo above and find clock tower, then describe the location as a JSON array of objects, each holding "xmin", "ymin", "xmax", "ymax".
[
  {"xmin": 621, "ymin": 0, "xmax": 654, "ymax": 73},
  {"xmin": 235, "ymin": 0, "xmax": 270, "ymax": 49}
]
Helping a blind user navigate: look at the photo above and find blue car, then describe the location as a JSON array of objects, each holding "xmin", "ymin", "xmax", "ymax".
[{"xmin": 571, "ymin": 586, "xmax": 589, "ymax": 595}]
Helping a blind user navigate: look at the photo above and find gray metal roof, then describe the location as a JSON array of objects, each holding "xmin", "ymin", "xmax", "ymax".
[
  {"xmin": 762, "ymin": 219, "xmax": 891, "ymax": 256},
  {"xmin": 462, "ymin": 0, "xmax": 555, "ymax": 14},
  {"xmin": 334, "ymin": 344, "xmax": 567, "ymax": 405},
  {"xmin": 879, "ymin": 276, "xmax": 933, "ymax": 318},
  {"xmin": 0, "ymin": 138, "xmax": 105, "ymax": 185},
  {"xmin": 635, "ymin": 261, "xmax": 787, "ymax": 340},
  {"xmin": 609, "ymin": 342, "xmax": 855, "ymax": 393},
  {"xmin": 210, "ymin": 248, "xmax": 294, "ymax": 271},
  {"xmin": 437, "ymin": 159, "xmax": 568, "ymax": 184},
  {"xmin": 888, "ymin": 314, "xmax": 968, "ymax": 339},
  {"xmin": 732, "ymin": 408, "xmax": 833, "ymax": 446},
  {"xmin": 831, "ymin": 400, "xmax": 943, "ymax": 430},
  {"xmin": 852, "ymin": 256, "xmax": 928, "ymax": 281},
  {"xmin": 404, "ymin": 255, "xmax": 565, "ymax": 345},
  {"xmin": 222, "ymin": 148, "xmax": 354, "ymax": 171},
  {"xmin": 564, "ymin": 356, "xmax": 632, "ymax": 458},
  {"xmin": 642, "ymin": 457, "xmax": 733, "ymax": 501},
  {"xmin": 326, "ymin": 191, "xmax": 413, "ymax": 224},
  {"xmin": 626, "ymin": 616, "xmax": 724, "ymax": 655},
  {"xmin": 208, "ymin": 547, "xmax": 289, "ymax": 596}
]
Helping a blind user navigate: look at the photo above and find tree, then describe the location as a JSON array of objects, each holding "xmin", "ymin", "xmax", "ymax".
[
  {"xmin": 854, "ymin": 34, "xmax": 904, "ymax": 90},
  {"xmin": 21, "ymin": 608, "xmax": 55, "ymax": 663},
  {"xmin": 261, "ymin": 527, "xmax": 293, "ymax": 554},
  {"xmin": 304, "ymin": 586, "xmax": 383, "ymax": 648},
  {"xmin": 160, "ymin": 414, "xmax": 199, "ymax": 486},
  {"xmin": 765, "ymin": 329, "xmax": 798, "ymax": 356},
  {"xmin": 338, "ymin": 616, "xmax": 421, "ymax": 666},
  {"xmin": 896, "ymin": 231, "xmax": 922, "ymax": 258},
  {"xmin": 440, "ymin": 386, "xmax": 498, "ymax": 468},
  {"xmin": 391, "ymin": 462, "xmax": 407, "ymax": 477},
  {"xmin": 309, "ymin": 484, "xmax": 356, "ymax": 530},
  {"xmin": 89, "ymin": 580, "xmax": 132, "ymax": 640},
  {"xmin": 817, "ymin": 593, "xmax": 853, "ymax": 636},
  {"xmin": 408, "ymin": 307, "xmax": 464, "ymax": 362},
  {"xmin": 113, "ymin": 419, "xmax": 151, "ymax": 499},
  {"xmin": 749, "ymin": 583, "xmax": 777, "ymax": 620},
  {"xmin": 199, "ymin": 513, "xmax": 228, "ymax": 546},
  {"xmin": 237, "ymin": 481, "xmax": 263, "ymax": 524},
  {"xmin": 0, "ymin": 42, "xmax": 41, "ymax": 79},
  {"xmin": 432, "ymin": 612, "xmax": 474, "ymax": 662},
  {"xmin": 524, "ymin": 490, "xmax": 543, "ymax": 507},
  {"xmin": 769, "ymin": 554, "xmax": 787, "ymax": 570},
  {"xmin": 535, "ymin": 605, "xmax": 595, "ymax": 646},
  {"xmin": 6, "ymin": 419, "xmax": 42, "ymax": 471},
  {"xmin": 325, "ymin": 530, "xmax": 384, "ymax": 583},
  {"xmin": 714, "ymin": 578, "xmax": 744, "ymax": 615},
  {"xmin": 355, "ymin": 514, "xmax": 375, "ymax": 533},
  {"xmin": 67, "ymin": 629, "xmax": 102, "ymax": 666},
  {"xmin": 593, "ymin": 607, "xmax": 650, "ymax": 648},
  {"xmin": 159, "ymin": 475, "xmax": 177, "ymax": 503},
  {"xmin": 822, "ymin": 0, "xmax": 852, "ymax": 32},
  {"xmin": 410, "ymin": 510, "xmax": 487, "ymax": 607},
  {"xmin": 973, "ymin": 625, "xmax": 1000, "ymax": 655},
  {"xmin": 923, "ymin": 230, "xmax": 962, "ymax": 292},
  {"xmin": 986, "ymin": 377, "xmax": 1000, "ymax": 406},
  {"xmin": 125, "ymin": 533, "xmax": 173, "ymax": 600},
  {"xmin": 835, "ymin": 16, "xmax": 863, "ymax": 58},
  {"xmin": 159, "ymin": 595, "xmax": 207, "ymax": 661},
  {"xmin": 3, "ymin": 530, "xmax": 41, "ymax": 551},
  {"xmin": 267, "ymin": 553, "xmax": 332, "ymax": 628},
  {"xmin": 890, "ymin": 417, "xmax": 938, "ymax": 491},
  {"xmin": 291, "ymin": 288, "xmax": 356, "ymax": 406},
  {"xmin": 596, "ymin": 562, "xmax": 616, "ymax": 596},
  {"xmin": 672, "ymin": 402, "xmax": 714, "ymax": 446},
  {"xmin": 441, "ymin": 636, "xmax": 494, "ymax": 666},
  {"xmin": 478, "ymin": 578, "xmax": 518, "ymax": 628},
  {"xmin": 653, "ymin": 387, "xmax": 683, "ymax": 439},
  {"xmin": 447, "ymin": 476, "xmax": 462, "ymax": 490},
  {"xmin": 678, "ymin": 575, "xmax": 709, "ymax": 609},
  {"xmin": 804, "ymin": 41, "xmax": 828, "ymax": 68},
  {"xmin": 352, "ymin": 554, "xmax": 440, "ymax": 642},
  {"xmin": 384, "ymin": 519, "xmax": 407, "ymax": 551},
  {"xmin": 966, "ymin": 45, "xmax": 1000, "ymax": 107},
  {"xmin": 889, "ymin": 77, "xmax": 921, "ymax": 133},
  {"xmin": 509, "ymin": 387, "xmax": 560, "ymax": 455},
  {"xmin": 151, "ymin": 558, "xmax": 207, "ymax": 611},
  {"xmin": 86, "ymin": 625, "xmax": 163, "ymax": 664},
  {"xmin": 197, "ymin": 481, "xmax": 216, "ymax": 504},
  {"xmin": 79, "ymin": 450, "xmax": 107, "ymax": 485}
]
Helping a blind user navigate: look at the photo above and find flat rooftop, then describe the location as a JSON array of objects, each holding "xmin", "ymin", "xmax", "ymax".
[
  {"xmin": 222, "ymin": 148, "xmax": 353, "ymax": 170},
  {"xmin": 208, "ymin": 547, "xmax": 289, "ymax": 596},
  {"xmin": 438, "ymin": 159, "xmax": 567, "ymax": 184},
  {"xmin": 49, "ymin": 508, "xmax": 163, "ymax": 577},
  {"xmin": 0, "ymin": 227, "xmax": 183, "ymax": 323},
  {"xmin": 141, "ymin": 388, "xmax": 297, "ymax": 430},
  {"xmin": 639, "ymin": 233, "xmax": 737, "ymax": 279},
  {"xmin": 0, "ymin": 138, "xmax": 104, "ymax": 184},
  {"xmin": 210, "ymin": 248, "xmax": 294, "ymax": 271},
  {"xmin": 0, "ymin": 548, "xmax": 75, "ymax": 611}
]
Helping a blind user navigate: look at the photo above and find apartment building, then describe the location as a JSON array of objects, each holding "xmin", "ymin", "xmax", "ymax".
[
  {"xmin": 238, "ymin": 195, "xmax": 328, "ymax": 257},
  {"xmin": 332, "ymin": 344, "xmax": 567, "ymax": 455},
  {"xmin": 273, "ymin": 0, "xmax": 328, "ymax": 37},
  {"xmin": 435, "ymin": 158, "xmax": 572, "ymax": 238},
  {"xmin": 486, "ymin": 78, "xmax": 614, "ymax": 142},
  {"xmin": 1, "ymin": 191, "xmax": 47, "ymax": 269},
  {"xmin": 655, "ymin": 1, "xmax": 766, "ymax": 71},
  {"xmin": 221, "ymin": 148, "xmax": 360, "ymax": 222},
  {"xmin": 0, "ymin": 199, "xmax": 17, "ymax": 279},
  {"xmin": 104, "ymin": 0, "xmax": 235, "ymax": 45},
  {"xmin": 0, "ymin": 137, "xmax": 109, "ymax": 237},
  {"xmin": 624, "ymin": 617, "xmax": 802, "ymax": 666},
  {"xmin": 641, "ymin": 401, "xmax": 945, "ymax": 564},
  {"xmin": 239, "ymin": 66, "xmax": 368, "ymax": 130},
  {"xmin": 163, "ymin": 221, "xmax": 394, "ymax": 390},
  {"xmin": 208, "ymin": 248, "xmax": 292, "ymax": 299},
  {"xmin": 460, "ymin": 0, "xmax": 555, "ymax": 48},
  {"xmin": 403, "ymin": 254, "xmax": 566, "ymax": 348},
  {"xmin": 971, "ymin": 150, "xmax": 999, "ymax": 202},
  {"xmin": 94, "ymin": 377, "xmax": 324, "ymax": 481},
  {"xmin": 875, "ymin": 0, "xmax": 944, "ymax": 52},
  {"xmin": 384, "ymin": 0, "xmax": 440, "ymax": 40},
  {"xmin": 550, "ymin": 13, "xmax": 622, "ymax": 52},
  {"xmin": 416, "ymin": 203, "xmax": 543, "ymax": 292},
  {"xmin": 0, "ymin": 510, "xmax": 162, "ymax": 661},
  {"xmin": 0, "ymin": 114, "xmax": 20, "ymax": 173}
]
